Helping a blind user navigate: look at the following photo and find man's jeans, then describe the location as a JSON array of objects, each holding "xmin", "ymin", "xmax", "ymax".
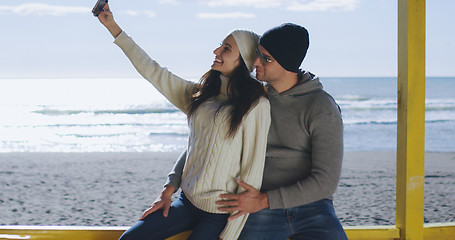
[{"xmin": 238, "ymin": 198, "xmax": 348, "ymax": 240}]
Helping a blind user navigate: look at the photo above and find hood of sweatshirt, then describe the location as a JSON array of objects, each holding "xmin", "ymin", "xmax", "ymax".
[{"xmin": 267, "ymin": 71, "xmax": 323, "ymax": 97}]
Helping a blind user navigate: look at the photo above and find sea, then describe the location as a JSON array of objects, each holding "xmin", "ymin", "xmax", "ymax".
[{"xmin": 0, "ymin": 77, "xmax": 454, "ymax": 153}]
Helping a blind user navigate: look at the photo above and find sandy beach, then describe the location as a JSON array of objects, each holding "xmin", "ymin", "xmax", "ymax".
[{"xmin": 1, "ymin": 151, "xmax": 454, "ymax": 227}]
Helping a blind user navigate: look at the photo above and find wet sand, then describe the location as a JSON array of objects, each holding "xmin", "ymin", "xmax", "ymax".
[{"xmin": 1, "ymin": 152, "xmax": 454, "ymax": 227}]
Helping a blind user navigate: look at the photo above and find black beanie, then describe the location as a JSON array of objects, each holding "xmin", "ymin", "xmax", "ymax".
[{"xmin": 259, "ymin": 23, "xmax": 309, "ymax": 73}]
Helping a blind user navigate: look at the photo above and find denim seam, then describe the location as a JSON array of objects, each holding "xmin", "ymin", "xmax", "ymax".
[{"xmin": 286, "ymin": 209, "xmax": 294, "ymax": 237}]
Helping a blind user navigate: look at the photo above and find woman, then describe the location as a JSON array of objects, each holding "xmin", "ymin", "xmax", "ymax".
[{"xmin": 97, "ymin": 4, "xmax": 270, "ymax": 240}]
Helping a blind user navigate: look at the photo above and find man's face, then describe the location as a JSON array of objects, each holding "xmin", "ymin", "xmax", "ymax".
[{"xmin": 254, "ymin": 45, "xmax": 287, "ymax": 84}]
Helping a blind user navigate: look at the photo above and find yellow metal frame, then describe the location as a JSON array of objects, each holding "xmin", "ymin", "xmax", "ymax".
[
  {"xmin": 1, "ymin": 0, "xmax": 454, "ymax": 239},
  {"xmin": 1, "ymin": 224, "xmax": 454, "ymax": 240},
  {"xmin": 396, "ymin": 0, "xmax": 426, "ymax": 239}
]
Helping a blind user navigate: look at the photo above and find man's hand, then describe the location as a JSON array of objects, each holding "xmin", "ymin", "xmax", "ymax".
[{"xmin": 216, "ymin": 179, "xmax": 269, "ymax": 221}]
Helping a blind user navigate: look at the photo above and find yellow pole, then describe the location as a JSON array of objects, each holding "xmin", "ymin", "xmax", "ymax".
[{"xmin": 396, "ymin": 0, "xmax": 425, "ymax": 239}]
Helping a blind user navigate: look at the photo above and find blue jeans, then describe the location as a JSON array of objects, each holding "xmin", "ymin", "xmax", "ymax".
[
  {"xmin": 238, "ymin": 199, "xmax": 348, "ymax": 240},
  {"xmin": 118, "ymin": 193, "xmax": 229, "ymax": 240}
]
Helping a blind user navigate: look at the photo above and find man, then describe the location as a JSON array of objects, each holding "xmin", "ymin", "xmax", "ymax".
[
  {"xmin": 215, "ymin": 23, "xmax": 348, "ymax": 240},
  {"xmin": 166, "ymin": 23, "xmax": 347, "ymax": 239}
]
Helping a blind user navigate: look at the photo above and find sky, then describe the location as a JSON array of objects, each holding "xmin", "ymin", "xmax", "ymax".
[{"xmin": 0, "ymin": 0, "xmax": 454, "ymax": 79}]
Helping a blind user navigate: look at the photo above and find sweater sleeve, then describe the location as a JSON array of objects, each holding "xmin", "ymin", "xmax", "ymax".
[
  {"xmin": 114, "ymin": 31, "xmax": 197, "ymax": 114},
  {"xmin": 219, "ymin": 97, "xmax": 271, "ymax": 240},
  {"xmin": 267, "ymin": 101, "xmax": 344, "ymax": 209},
  {"xmin": 164, "ymin": 149, "xmax": 187, "ymax": 190}
]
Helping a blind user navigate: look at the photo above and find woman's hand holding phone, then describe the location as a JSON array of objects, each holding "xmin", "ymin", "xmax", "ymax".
[
  {"xmin": 92, "ymin": 0, "xmax": 108, "ymax": 16},
  {"xmin": 93, "ymin": 2, "xmax": 122, "ymax": 38}
]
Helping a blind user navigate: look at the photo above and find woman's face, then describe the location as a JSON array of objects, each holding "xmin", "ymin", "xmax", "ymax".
[{"xmin": 211, "ymin": 35, "xmax": 240, "ymax": 77}]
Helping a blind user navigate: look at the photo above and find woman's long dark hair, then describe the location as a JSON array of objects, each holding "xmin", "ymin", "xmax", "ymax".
[{"xmin": 188, "ymin": 57, "xmax": 266, "ymax": 138}]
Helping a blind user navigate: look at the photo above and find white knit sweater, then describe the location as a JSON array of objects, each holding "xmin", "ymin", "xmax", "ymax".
[{"xmin": 114, "ymin": 31, "xmax": 270, "ymax": 240}]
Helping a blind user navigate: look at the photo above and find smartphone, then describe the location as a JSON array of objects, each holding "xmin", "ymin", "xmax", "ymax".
[{"xmin": 92, "ymin": 0, "xmax": 108, "ymax": 16}]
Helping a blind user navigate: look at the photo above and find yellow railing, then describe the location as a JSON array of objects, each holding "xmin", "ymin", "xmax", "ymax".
[
  {"xmin": 1, "ymin": 0, "xmax": 454, "ymax": 239},
  {"xmin": 0, "ymin": 224, "xmax": 454, "ymax": 240}
]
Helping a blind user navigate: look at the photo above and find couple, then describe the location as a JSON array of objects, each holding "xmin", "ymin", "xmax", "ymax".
[{"xmin": 97, "ymin": 4, "xmax": 347, "ymax": 240}]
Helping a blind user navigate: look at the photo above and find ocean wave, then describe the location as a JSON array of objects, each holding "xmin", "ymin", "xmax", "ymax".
[
  {"xmin": 344, "ymin": 120, "xmax": 397, "ymax": 125},
  {"xmin": 338, "ymin": 97, "xmax": 455, "ymax": 111},
  {"xmin": 337, "ymin": 95, "xmax": 372, "ymax": 101},
  {"xmin": 61, "ymin": 132, "xmax": 188, "ymax": 138},
  {"xmin": 345, "ymin": 119, "xmax": 455, "ymax": 125},
  {"xmin": 148, "ymin": 132, "xmax": 188, "ymax": 137},
  {"xmin": 425, "ymin": 119, "xmax": 455, "ymax": 124},
  {"xmin": 33, "ymin": 107, "xmax": 179, "ymax": 115},
  {"xmin": 0, "ymin": 122, "xmax": 186, "ymax": 129}
]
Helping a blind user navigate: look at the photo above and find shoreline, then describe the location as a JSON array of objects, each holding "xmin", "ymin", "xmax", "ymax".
[{"xmin": 1, "ymin": 151, "xmax": 454, "ymax": 226}]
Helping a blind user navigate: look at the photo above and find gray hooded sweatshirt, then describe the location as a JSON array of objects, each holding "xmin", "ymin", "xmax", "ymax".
[
  {"xmin": 263, "ymin": 71, "xmax": 343, "ymax": 209},
  {"xmin": 166, "ymin": 71, "xmax": 343, "ymax": 210}
]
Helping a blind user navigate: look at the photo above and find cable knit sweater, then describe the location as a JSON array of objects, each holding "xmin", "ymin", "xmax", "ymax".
[{"xmin": 114, "ymin": 31, "xmax": 271, "ymax": 240}]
